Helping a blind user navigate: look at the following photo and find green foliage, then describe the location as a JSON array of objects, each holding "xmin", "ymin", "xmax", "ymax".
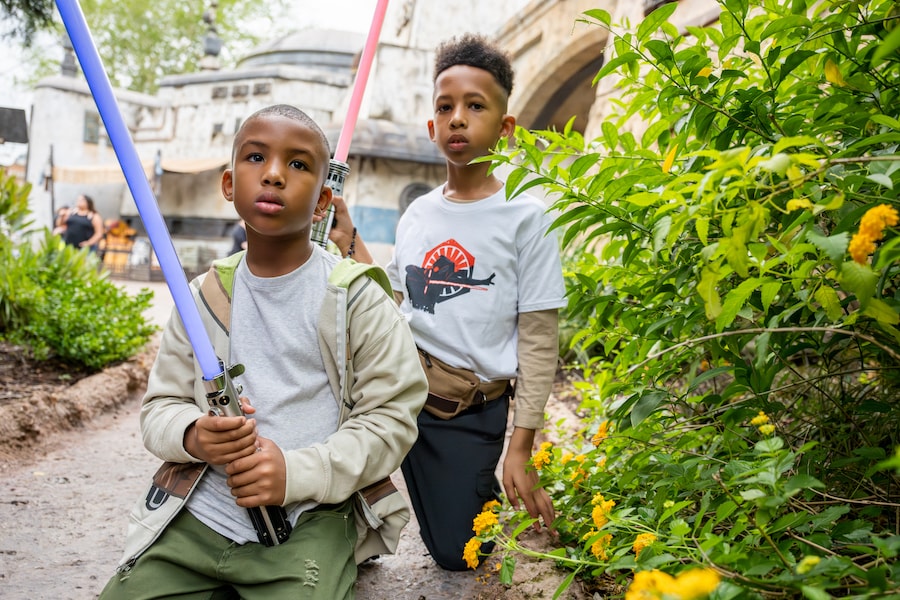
[
  {"xmin": 0, "ymin": 168, "xmax": 157, "ymax": 370},
  {"xmin": 480, "ymin": 1, "xmax": 900, "ymax": 597},
  {"xmin": 0, "ymin": 0, "xmax": 55, "ymax": 45}
]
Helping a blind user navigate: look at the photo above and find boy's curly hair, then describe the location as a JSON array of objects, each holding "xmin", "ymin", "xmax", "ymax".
[{"xmin": 433, "ymin": 33, "xmax": 514, "ymax": 96}]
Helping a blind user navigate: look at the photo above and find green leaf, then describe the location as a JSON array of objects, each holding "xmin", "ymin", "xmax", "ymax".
[
  {"xmin": 699, "ymin": 266, "xmax": 723, "ymax": 319},
  {"xmin": 805, "ymin": 229, "xmax": 849, "ymax": 263},
  {"xmin": 814, "ymin": 286, "xmax": 843, "ymax": 321},
  {"xmin": 872, "ymin": 19, "xmax": 900, "ymax": 67},
  {"xmin": 839, "ymin": 261, "xmax": 879, "ymax": 308},
  {"xmin": 593, "ymin": 52, "xmax": 641, "ymax": 82},
  {"xmin": 716, "ymin": 277, "xmax": 760, "ymax": 331},
  {"xmin": 866, "ymin": 173, "xmax": 894, "ymax": 189},
  {"xmin": 631, "ymin": 390, "xmax": 667, "ymax": 427},
  {"xmin": 637, "ymin": 2, "xmax": 678, "ymax": 42},
  {"xmin": 862, "ymin": 298, "xmax": 900, "ymax": 325},
  {"xmin": 801, "ymin": 585, "xmax": 832, "ymax": 600},
  {"xmin": 499, "ymin": 554, "xmax": 516, "ymax": 585}
]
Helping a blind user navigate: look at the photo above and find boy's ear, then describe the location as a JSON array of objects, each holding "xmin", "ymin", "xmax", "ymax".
[
  {"xmin": 427, "ymin": 120, "xmax": 436, "ymax": 142},
  {"xmin": 316, "ymin": 184, "xmax": 334, "ymax": 214},
  {"xmin": 222, "ymin": 169, "xmax": 234, "ymax": 203},
  {"xmin": 500, "ymin": 114, "xmax": 516, "ymax": 139}
]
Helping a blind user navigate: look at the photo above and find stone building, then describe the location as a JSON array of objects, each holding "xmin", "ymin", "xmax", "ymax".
[{"xmin": 21, "ymin": 0, "xmax": 719, "ymax": 270}]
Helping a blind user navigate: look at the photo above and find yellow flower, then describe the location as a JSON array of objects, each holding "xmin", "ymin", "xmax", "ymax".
[
  {"xmin": 591, "ymin": 533, "xmax": 613, "ymax": 560},
  {"xmin": 482, "ymin": 499, "xmax": 500, "ymax": 512},
  {"xmin": 540, "ymin": 441, "xmax": 553, "ymax": 451},
  {"xmin": 532, "ymin": 448, "xmax": 552, "ymax": 470},
  {"xmin": 463, "ymin": 537, "xmax": 482, "ymax": 569},
  {"xmin": 598, "ymin": 456, "xmax": 608, "ymax": 469},
  {"xmin": 633, "ymin": 532, "xmax": 657, "ymax": 557},
  {"xmin": 592, "ymin": 420, "xmax": 611, "ymax": 446},
  {"xmin": 797, "ymin": 555, "xmax": 821, "ymax": 574},
  {"xmin": 472, "ymin": 509, "xmax": 499, "ymax": 535},
  {"xmin": 669, "ymin": 568, "xmax": 721, "ymax": 599},
  {"xmin": 850, "ymin": 204, "xmax": 899, "ymax": 264},
  {"xmin": 663, "ymin": 500, "xmax": 675, "ymax": 509},
  {"xmin": 560, "ymin": 451, "xmax": 574, "ymax": 465},
  {"xmin": 859, "ymin": 204, "xmax": 898, "ymax": 240},
  {"xmin": 591, "ymin": 494, "xmax": 616, "ymax": 529},
  {"xmin": 626, "ymin": 568, "xmax": 720, "ymax": 600},
  {"xmin": 758, "ymin": 424, "xmax": 776, "ymax": 435},
  {"xmin": 849, "ymin": 232, "xmax": 877, "ymax": 264},
  {"xmin": 625, "ymin": 570, "xmax": 677, "ymax": 600},
  {"xmin": 750, "ymin": 411, "xmax": 769, "ymax": 426}
]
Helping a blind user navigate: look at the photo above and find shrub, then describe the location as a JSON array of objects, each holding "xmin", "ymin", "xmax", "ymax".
[
  {"xmin": 477, "ymin": 1, "xmax": 900, "ymax": 598},
  {"xmin": 0, "ymin": 168, "xmax": 157, "ymax": 370}
]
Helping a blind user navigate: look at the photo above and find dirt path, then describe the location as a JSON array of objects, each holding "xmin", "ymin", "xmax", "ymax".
[{"xmin": 0, "ymin": 280, "xmax": 590, "ymax": 600}]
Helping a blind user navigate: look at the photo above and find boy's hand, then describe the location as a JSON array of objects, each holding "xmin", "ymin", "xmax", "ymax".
[
  {"xmin": 184, "ymin": 404, "xmax": 258, "ymax": 465},
  {"xmin": 225, "ymin": 436, "xmax": 287, "ymax": 508},
  {"xmin": 502, "ymin": 429, "xmax": 556, "ymax": 533},
  {"xmin": 326, "ymin": 195, "xmax": 354, "ymax": 247}
]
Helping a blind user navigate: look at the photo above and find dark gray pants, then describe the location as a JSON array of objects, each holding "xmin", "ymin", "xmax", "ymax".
[{"xmin": 400, "ymin": 395, "xmax": 510, "ymax": 570}]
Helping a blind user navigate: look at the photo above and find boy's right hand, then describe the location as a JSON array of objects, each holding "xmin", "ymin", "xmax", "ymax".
[{"xmin": 184, "ymin": 411, "xmax": 258, "ymax": 466}]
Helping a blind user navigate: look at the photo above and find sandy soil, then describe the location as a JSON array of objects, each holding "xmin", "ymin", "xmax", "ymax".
[{"xmin": 0, "ymin": 280, "xmax": 593, "ymax": 600}]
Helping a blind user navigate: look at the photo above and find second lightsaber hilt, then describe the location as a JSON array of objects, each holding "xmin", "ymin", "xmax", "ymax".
[
  {"xmin": 203, "ymin": 362, "xmax": 292, "ymax": 547},
  {"xmin": 310, "ymin": 159, "xmax": 351, "ymax": 248}
]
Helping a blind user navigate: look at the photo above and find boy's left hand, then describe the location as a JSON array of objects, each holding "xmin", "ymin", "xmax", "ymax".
[{"xmin": 224, "ymin": 436, "xmax": 288, "ymax": 508}]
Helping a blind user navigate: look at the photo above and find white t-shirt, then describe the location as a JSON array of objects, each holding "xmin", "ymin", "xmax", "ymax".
[{"xmin": 386, "ymin": 185, "xmax": 566, "ymax": 381}]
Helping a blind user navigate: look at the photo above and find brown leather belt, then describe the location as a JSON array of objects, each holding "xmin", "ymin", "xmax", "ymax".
[{"xmin": 425, "ymin": 380, "xmax": 512, "ymax": 414}]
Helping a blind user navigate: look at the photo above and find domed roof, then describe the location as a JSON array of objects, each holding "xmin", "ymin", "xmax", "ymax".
[{"xmin": 239, "ymin": 28, "xmax": 367, "ymax": 72}]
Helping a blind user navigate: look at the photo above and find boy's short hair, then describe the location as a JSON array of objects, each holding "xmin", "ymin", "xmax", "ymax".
[
  {"xmin": 433, "ymin": 33, "xmax": 514, "ymax": 97},
  {"xmin": 233, "ymin": 104, "xmax": 331, "ymax": 177}
]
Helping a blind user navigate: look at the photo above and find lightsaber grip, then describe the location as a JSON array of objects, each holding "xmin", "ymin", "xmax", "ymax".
[
  {"xmin": 203, "ymin": 363, "xmax": 292, "ymax": 547},
  {"xmin": 310, "ymin": 159, "xmax": 350, "ymax": 248}
]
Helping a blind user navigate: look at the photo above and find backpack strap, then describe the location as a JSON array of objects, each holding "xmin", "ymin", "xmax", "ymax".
[
  {"xmin": 198, "ymin": 251, "xmax": 244, "ymax": 333},
  {"xmin": 328, "ymin": 258, "xmax": 393, "ymax": 412}
]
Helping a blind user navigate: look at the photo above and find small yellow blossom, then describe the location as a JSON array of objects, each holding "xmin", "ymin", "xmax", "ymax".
[
  {"xmin": 482, "ymin": 499, "xmax": 500, "ymax": 512},
  {"xmin": 669, "ymin": 568, "xmax": 721, "ymax": 599},
  {"xmin": 574, "ymin": 454, "xmax": 586, "ymax": 463},
  {"xmin": 663, "ymin": 500, "xmax": 675, "ymax": 509},
  {"xmin": 750, "ymin": 411, "xmax": 769, "ymax": 426},
  {"xmin": 472, "ymin": 509, "xmax": 499, "ymax": 535},
  {"xmin": 560, "ymin": 451, "xmax": 574, "ymax": 465},
  {"xmin": 597, "ymin": 456, "xmax": 608, "ymax": 469},
  {"xmin": 849, "ymin": 204, "xmax": 899, "ymax": 264},
  {"xmin": 539, "ymin": 441, "xmax": 553, "ymax": 451},
  {"xmin": 849, "ymin": 233, "xmax": 877, "ymax": 264},
  {"xmin": 633, "ymin": 532, "xmax": 657, "ymax": 557},
  {"xmin": 463, "ymin": 537, "xmax": 482, "ymax": 569},
  {"xmin": 796, "ymin": 555, "xmax": 821, "ymax": 574},
  {"xmin": 758, "ymin": 424, "xmax": 776, "ymax": 435},
  {"xmin": 532, "ymin": 448, "xmax": 552, "ymax": 470},
  {"xmin": 592, "ymin": 420, "xmax": 611, "ymax": 446},
  {"xmin": 591, "ymin": 533, "xmax": 613, "ymax": 560},
  {"xmin": 626, "ymin": 568, "xmax": 720, "ymax": 600},
  {"xmin": 591, "ymin": 494, "xmax": 616, "ymax": 529}
]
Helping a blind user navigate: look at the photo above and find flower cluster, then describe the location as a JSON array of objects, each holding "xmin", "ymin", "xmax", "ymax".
[
  {"xmin": 463, "ymin": 500, "xmax": 503, "ymax": 569},
  {"xmin": 848, "ymin": 204, "xmax": 898, "ymax": 264},
  {"xmin": 633, "ymin": 532, "xmax": 658, "ymax": 557},
  {"xmin": 531, "ymin": 441, "xmax": 553, "ymax": 470},
  {"xmin": 625, "ymin": 568, "xmax": 720, "ymax": 600},
  {"xmin": 750, "ymin": 411, "xmax": 775, "ymax": 435},
  {"xmin": 592, "ymin": 420, "xmax": 611, "ymax": 446}
]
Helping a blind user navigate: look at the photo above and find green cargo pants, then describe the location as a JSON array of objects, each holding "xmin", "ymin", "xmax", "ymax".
[{"xmin": 99, "ymin": 502, "xmax": 357, "ymax": 600}]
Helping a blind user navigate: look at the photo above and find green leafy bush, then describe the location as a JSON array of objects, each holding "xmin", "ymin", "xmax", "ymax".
[
  {"xmin": 476, "ymin": 1, "xmax": 900, "ymax": 598},
  {"xmin": 0, "ymin": 168, "xmax": 157, "ymax": 370}
]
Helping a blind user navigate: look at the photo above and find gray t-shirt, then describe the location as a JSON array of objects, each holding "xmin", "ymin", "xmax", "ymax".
[{"xmin": 186, "ymin": 247, "xmax": 340, "ymax": 543}]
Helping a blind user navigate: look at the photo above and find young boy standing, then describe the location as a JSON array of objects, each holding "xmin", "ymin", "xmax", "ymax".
[
  {"xmin": 99, "ymin": 104, "xmax": 427, "ymax": 599},
  {"xmin": 328, "ymin": 34, "xmax": 565, "ymax": 571}
]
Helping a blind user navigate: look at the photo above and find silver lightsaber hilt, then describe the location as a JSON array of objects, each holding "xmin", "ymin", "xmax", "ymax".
[
  {"xmin": 203, "ymin": 362, "xmax": 292, "ymax": 547},
  {"xmin": 310, "ymin": 159, "xmax": 351, "ymax": 248}
]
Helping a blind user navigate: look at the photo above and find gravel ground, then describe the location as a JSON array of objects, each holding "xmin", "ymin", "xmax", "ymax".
[{"xmin": 0, "ymin": 279, "xmax": 590, "ymax": 600}]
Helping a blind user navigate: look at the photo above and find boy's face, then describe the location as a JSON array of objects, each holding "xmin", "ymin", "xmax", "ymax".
[
  {"xmin": 222, "ymin": 114, "xmax": 331, "ymax": 242},
  {"xmin": 429, "ymin": 65, "xmax": 515, "ymax": 167}
]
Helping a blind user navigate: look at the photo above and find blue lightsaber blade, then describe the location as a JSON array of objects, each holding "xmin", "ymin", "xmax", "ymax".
[{"xmin": 56, "ymin": 0, "xmax": 290, "ymax": 547}]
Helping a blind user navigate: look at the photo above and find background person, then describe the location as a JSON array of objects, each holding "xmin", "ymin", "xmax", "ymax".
[{"xmin": 62, "ymin": 194, "xmax": 104, "ymax": 252}]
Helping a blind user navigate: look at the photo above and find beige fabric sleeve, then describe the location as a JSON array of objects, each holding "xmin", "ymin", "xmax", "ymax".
[{"xmin": 513, "ymin": 308, "xmax": 559, "ymax": 430}]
